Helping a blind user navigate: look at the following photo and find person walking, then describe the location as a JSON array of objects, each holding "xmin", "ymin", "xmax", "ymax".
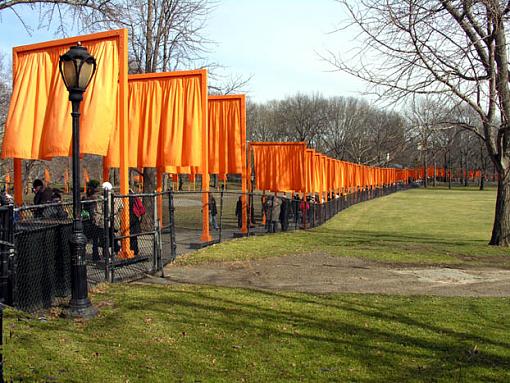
[
  {"xmin": 235, "ymin": 196, "xmax": 243, "ymax": 229},
  {"xmin": 269, "ymin": 196, "xmax": 281, "ymax": 233},
  {"xmin": 209, "ymin": 193, "xmax": 219, "ymax": 230},
  {"xmin": 128, "ymin": 189, "xmax": 145, "ymax": 256}
]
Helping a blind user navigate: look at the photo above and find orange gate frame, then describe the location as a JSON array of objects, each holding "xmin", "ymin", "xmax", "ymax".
[
  {"xmin": 208, "ymin": 95, "xmax": 247, "ymax": 234},
  {"xmin": 6, "ymin": 29, "xmax": 132, "ymax": 256},
  {"xmin": 125, "ymin": 70, "xmax": 210, "ymax": 243}
]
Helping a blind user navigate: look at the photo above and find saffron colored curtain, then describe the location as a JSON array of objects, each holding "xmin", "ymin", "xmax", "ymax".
[
  {"xmin": 2, "ymin": 37, "xmax": 120, "ymax": 160},
  {"xmin": 208, "ymin": 97, "xmax": 243, "ymax": 175},
  {"xmin": 106, "ymin": 71, "xmax": 205, "ymax": 169},
  {"xmin": 252, "ymin": 143, "xmax": 305, "ymax": 192}
]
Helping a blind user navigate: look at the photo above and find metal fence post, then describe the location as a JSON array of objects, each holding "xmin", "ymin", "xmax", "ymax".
[
  {"xmin": 294, "ymin": 197, "xmax": 299, "ymax": 231},
  {"xmin": 152, "ymin": 193, "xmax": 160, "ymax": 274},
  {"xmin": 103, "ymin": 188, "xmax": 112, "ymax": 282},
  {"xmin": 168, "ymin": 188, "xmax": 177, "ymax": 263},
  {"xmin": 109, "ymin": 191, "xmax": 116, "ymax": 283},
  {"xmin": 218, "ymin": 186, "xmax": 224, "ymax": 242},
  {"xmin": 246, "ymin": 192, "xmax": 252, "ymax": 237},
  {"xmin": 0, "ymin": 205, "xmax": 14, "ymax": 383},
  {"xmin": 268, "ymin": 196, "xmax": 275, "ymax": 233}
]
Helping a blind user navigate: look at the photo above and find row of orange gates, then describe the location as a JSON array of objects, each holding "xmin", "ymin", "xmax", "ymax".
[
  {"xmin": 418, "ymin": 167, "xmax": 496, "ymax": 181},
  {"xmin": 1, "ymin": 28, "xmax": 425, "ymax": 256}
]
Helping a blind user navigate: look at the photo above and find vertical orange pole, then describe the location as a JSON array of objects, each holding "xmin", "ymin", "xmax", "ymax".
[
  {"xmin": 14, "ymin": 158, "xmax": 22, "ymax": 205},
  {"xmin": 118, "ymin": 30, "xmax": 133, "ymax": 259},
  {"xmin": 64, "ymin": 168, "xmax": 69, "ymax": 194},
  {"xmin": 200, "ymin": 70, "xmax": 211, "ymax": 242},
  {"xmin": 261, "ymin": 191, "xmax": 266, "ymax": 225},
  {"xmin": 240, "ymin": 96, "xmax": 248, "ymax": 234},
  {"xmin": 5, "ymin": 173, "xmax": 10, "ymax": 194},
  {"xmin": 102, "ymin": 159, "xmax": 109, "ymax": 182},
  {"xmin": 156, "ymin": 168, "xmax": 163, "ymax": 226}
]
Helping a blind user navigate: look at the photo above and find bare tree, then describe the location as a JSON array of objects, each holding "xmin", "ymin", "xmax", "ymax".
[
  {"xmin": 327, "ymin": 1, "xmax": 510, "ymax": 246},
  {"xmin": 0, "ymin": 0, "xmax": 117, "ymax": 35},
  {"xmin": 85, "ymin": 0, "xmax": 211, "ymax": 73},
  {"xmin": 248, "ymin": 93, "xmax": 410, "ymax": 166},
  {"xmin": 84, "ymin": 0, "xmax": 212, "ymax": 191},
  {"xmin": 0, "ymin": 54, "xmax": 10, "ymax": 134}
]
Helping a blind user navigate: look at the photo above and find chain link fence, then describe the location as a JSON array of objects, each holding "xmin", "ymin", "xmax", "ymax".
[{"xmin": 0, "ymin": 182, "xmax": 408, "ymax": 314}]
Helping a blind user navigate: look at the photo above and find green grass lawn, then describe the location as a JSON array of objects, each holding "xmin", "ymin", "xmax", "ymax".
[
  {"xmin": 5, "ymin": 285, "xmax": 510, "ymax": 382},
  {"xmin": 4, "ymin": 186, "xmax": 510, "ymax": 382},
  {"xmin": 177, "ymin": 187, "xmax": 510, "ymax": 268}
]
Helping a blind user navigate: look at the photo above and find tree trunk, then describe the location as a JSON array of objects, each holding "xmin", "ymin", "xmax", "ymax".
[
  {"xmin": 464, "ymin": 153, "xmax": 468, "ymax": 187},
  {"xmin": 444, "ymin": 152, "xmax": 447, "ymax": 183},
  {"xmin": 423, "ymin": 152, "xmax": 428, "ymax": 188},
  {"xmin": 433, "ymin": 156, "xmax": 436, "ymax": 187},
  {"xmin": 143, "ymin": 168, "xmax": 156, "ymax": 193},
  {"xmin": 480, "ymin": 173, "xmax": 485, "ymax": 191},
  {"xmin": 459, "ymin": 154, "xmax": 464, "ymax": 185},
  {"xmin": 490, "ymin": 171, "xmax": 510, "ymax": 246},
  {"xmin": 448, "ymin": 151, "xmax": 452, "ymax": 190}
]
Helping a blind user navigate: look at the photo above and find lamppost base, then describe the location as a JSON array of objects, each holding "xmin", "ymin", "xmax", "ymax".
[{"xmin": 65, "ymin": 299, "xmax": 97, "ymax": 319}]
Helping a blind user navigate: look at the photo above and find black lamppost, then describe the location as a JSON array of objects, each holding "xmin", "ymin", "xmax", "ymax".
[{"xmin": 59, "ymin": 43, "xmax": 97, "ymax": 318}]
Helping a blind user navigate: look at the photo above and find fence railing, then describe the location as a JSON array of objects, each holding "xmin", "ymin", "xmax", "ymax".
[{"xmin": 0, "ymin": 182, "xmax": 408, "ymax": 313}]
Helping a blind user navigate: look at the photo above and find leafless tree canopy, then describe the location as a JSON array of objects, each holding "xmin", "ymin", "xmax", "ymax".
[
  {"xmin": 83, "ymin": 0, "xmax": 211, "ymax": 73},
  {"xmin": 326, "ymin": 0, "xmax": 510, "ymax": 245},
  {"xmin": 248, "ymin": 94, "xmax": 408, "ymax": 167},
  {"xmin": 0, "ymin": 0, "xmax": 118, "ymax": 35}
]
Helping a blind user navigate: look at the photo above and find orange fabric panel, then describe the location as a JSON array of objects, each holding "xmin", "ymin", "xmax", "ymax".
[
  {"xmin": 3, "ymin": 35, "xmax": 120, "ymax": 160},
  {"xmin": 252, "ymin": 143, "xmax": 305, "ymax": 192},
  {"xmin": 313, "ymin": 154, "xmax": 327, "ymax": 194},
  {"xmin": 312, "ymin": 152, "xmax": 321, "ymax": 193},
  {"xmin": 163, "ymin": 165, "xmax": 197, "ymax": 174},
  {"xmin": 305, "ymin": 149, "xmax": 315, "ymax": 193},
  {"xmin": 106, "ymin": 71, "xmax": 206, "ymax": 169},
  {"xmin": 141, "ymin": 72, "xmax": 203, "ymax": 168},
  {"xmin": 208, "ymin": 97, "xmax": 243, "ymax": 175}
]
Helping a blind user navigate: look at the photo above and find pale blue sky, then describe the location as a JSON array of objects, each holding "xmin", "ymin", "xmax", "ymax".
[{"xmin": 0, "ymin": 0, "xmax": 367, "ymax": 102}]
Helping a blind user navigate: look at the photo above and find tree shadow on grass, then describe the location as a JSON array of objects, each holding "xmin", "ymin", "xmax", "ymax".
[
  {"xmin": 108, "ymin": 287, "xmax": 510, "ymax": 380},
  {"xmin": 312, "ymin": 227, "xmax": 489, "ymax": 247},
  {"xmin": 5, "ymin": 285, "xmax": 510, "ymax": 382}
]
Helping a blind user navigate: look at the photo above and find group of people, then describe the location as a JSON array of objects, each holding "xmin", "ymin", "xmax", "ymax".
[
  {"xmin": 260, "ymin": 192, "xmax": 341, "ymax": 233},
  {"xmin": 30, "ymin": 178, "xmax": 146, "ymax": 262},
  {"xmin": 82, "ymin": 180, "xmax": 146, "ymax": 261}
]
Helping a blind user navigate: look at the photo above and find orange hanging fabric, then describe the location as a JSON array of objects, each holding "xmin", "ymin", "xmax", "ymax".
[
  {"xmin": 208, "ymin": 96, "xmax": 243, "ymax": 175},
  {"xmin": 251, "ymin": 142, "xmax": 306, "ymax": 193},
  {"xmin": 2, "ymin": 32, "xmax": 122, "ymax": 160},
  {"xmin": 106, "ymin": 70, "xmax": 207, "ymax": 169}
]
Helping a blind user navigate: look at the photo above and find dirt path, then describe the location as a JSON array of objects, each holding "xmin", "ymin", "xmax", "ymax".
[{"xmin": 143, "ymin": 253, "xmax": 510, "ymax": 297}]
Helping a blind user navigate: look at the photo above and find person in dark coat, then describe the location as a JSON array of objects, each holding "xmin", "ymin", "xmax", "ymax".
[
  {"xmin": 32, "ymin": 179, "xmax": 53, "ymax": 218},
  {"xmin": 128, "ymin": 190, "xmax": 142, "ymax": 256},
  {"xmin": 235, "ymin": 196, "xmax": 243, "ymax": 228},
  {"xmin": 279, "ymin": 196, "xmax": 289, "ymax": 231},
  {"xmin": 209, "ymin": 193, "xmax": 219, "ymax": 230}
]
